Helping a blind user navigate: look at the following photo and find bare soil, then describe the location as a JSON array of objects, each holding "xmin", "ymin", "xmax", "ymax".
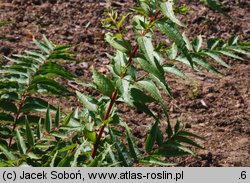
[{"xmin": 0, "ymin": 0, "xmax": 249, "ymax": 166}]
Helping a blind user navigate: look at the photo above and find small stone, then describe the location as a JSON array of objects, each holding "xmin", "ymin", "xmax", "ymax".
[
  {"xmin": 78, "ymin": 62, "xmax": 89, "ymax": 69},
  {"xmin": 200, "ymin": 99, "xmax": 208, "ymax": 108},
  {"xmin": 235, "ymin": 103, "xmax": 241, "ymax": 108}
]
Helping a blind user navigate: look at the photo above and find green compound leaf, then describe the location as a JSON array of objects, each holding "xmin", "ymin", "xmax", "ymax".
[
  {"xmin": 135, "ymin": 57, "xmax": 172, "ymax": 96},
  {"xmin": 25, "ymin": 116, "xmax": 35, "ymax": 147},
  {"xmin": 0, "ymin": 100, "xmax": 17, "ymax": 113},
  {"xmin": 105, "ymin": 32, "xmax": 131, "ymax": 53},
  {"xmin": 163, "ymin": 64, "xmax": 190, "ymax": 80},
  {"xmin": 202, "ymin": 51, "xmax": 230, "ymax": 68},
  {"xmin": 192, "ymin": 35, "xmax": 203, "ymax": 52},
  {"xmin": 145, "ymin": 119, "xmax": 160, "ymax": 154},
  {"xmin": 92, "ymin": 69, "xmax": 115, "ymax": 98},
  {"xmin": 137, "ymin": 79, "xmax": 169, "ymax": 117},
  {"xmin": 45, "ymin": 105, "xmax": 52, "ymax": 133},
  {"xmin": 109, "ymin": 126, "xmax": 133, "ymax": 167},
  {"xmin": 159, "ymin": 1, "xmax": 185, "ymax": 27},
  {"xmin": 156, "ymin": 20, "xmax": 193, "ymax": 67},
  {"xmin": 175, "ymin": 136, "xmax": 205, "ymax": 149},
  {"xmin": 28, "ymin": 76, "xmax": 72, "ymax": 96},
  {"xmin": 0, "ymin": 144, "xmax": 17, "ymax": 160},
  {"xmin": 21, "ymin": 97, "xmax": 56, "ymax": 113},
  {"xmin": 37, "ymin": 118, "xmax": 43, "ymax": 139},
  {"xmin": 122, "ymin": 122, "xmax": 141, "ymax": 162},
  {"xmin": 202, "ymin": 0, "xmax": 227, "ymax": 15},
  {"xmin": 35, "ymin": 62, "xmax": 75, "ymax": 80},
  {"xmin": 55, "ymin": 106, "xmax": 60, "ymax": 127},
  {"xmin": 137, "ymin": 35, "xmax": 155, "ymax": 66},
  {"xmin": 140, "ymin": 156, "xmax": 176, "ymax": 166},
  {"xmin": 16, "ymin": 129, "xmax": 27, "ymax": 155},
  {"xmin": 76, "ymin": 91, "xmax": 98, "ymax": 112}
]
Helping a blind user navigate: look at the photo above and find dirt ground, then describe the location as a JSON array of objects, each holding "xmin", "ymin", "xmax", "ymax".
[{"xmin": 0, "ymin": 0, "xmax": 249, "ymax": 166}]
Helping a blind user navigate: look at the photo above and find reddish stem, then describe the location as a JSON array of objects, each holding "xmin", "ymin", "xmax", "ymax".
[
  {"xmin": 92, "ymin": 43, "xmax": 140, "ymax": 158},
  {"xmin": 92, "ymin": 89, "xmax": 118, "ymax": 157},
  {"xmin": 8, "ymin": 94, "xmax": 27, "ymax": 147}
]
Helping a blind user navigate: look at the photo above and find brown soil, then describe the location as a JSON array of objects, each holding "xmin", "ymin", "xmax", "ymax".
[{"xmin": 0, "ymin": 0, "xmax": 249, "ymax": 166}]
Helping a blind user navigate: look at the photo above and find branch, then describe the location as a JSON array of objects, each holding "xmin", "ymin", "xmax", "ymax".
[{"xmin": 91, "ymin": 10, "xmax": 161, "ymax": 158}]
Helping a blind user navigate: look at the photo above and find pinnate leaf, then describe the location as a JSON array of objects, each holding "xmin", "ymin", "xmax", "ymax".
[
  {"xmin": 159, "ymin": 1, "xmax": 185, "ymax": 27},
  {"xmin": 93, "ymin": 69, "xmax": 115, "ymax": 98}
]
